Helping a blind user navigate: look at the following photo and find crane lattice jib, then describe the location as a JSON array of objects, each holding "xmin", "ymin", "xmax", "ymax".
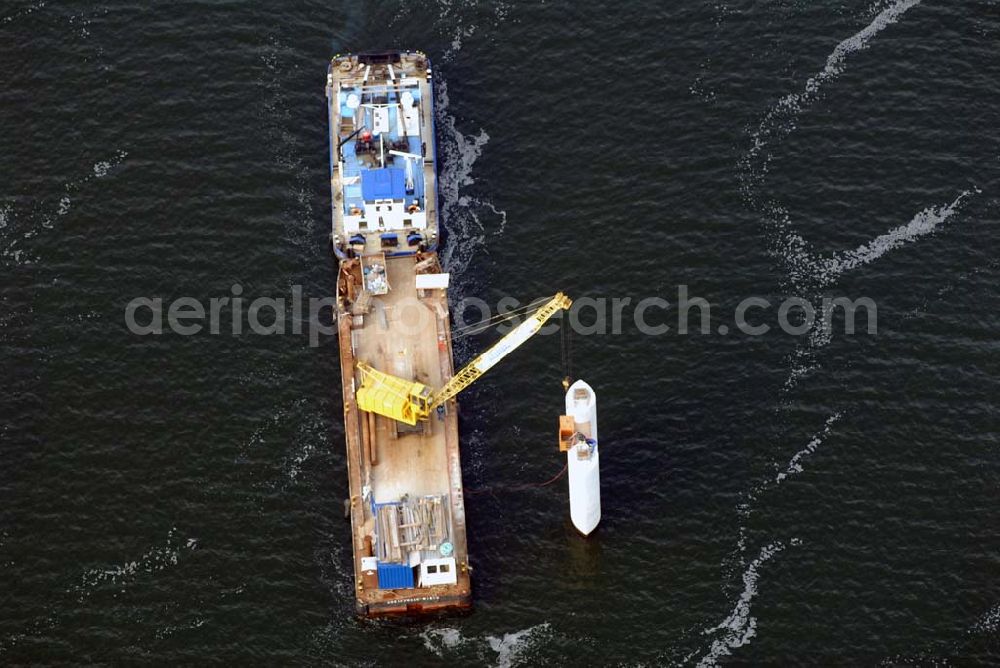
[{"xmin": 428, "ymin": 292, "xmax": 572, "ymax": 410}]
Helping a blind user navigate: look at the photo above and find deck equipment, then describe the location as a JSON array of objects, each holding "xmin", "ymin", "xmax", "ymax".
[{"xmin": 357, "ymin": 292, "xmax": 572, "ymax": 425}]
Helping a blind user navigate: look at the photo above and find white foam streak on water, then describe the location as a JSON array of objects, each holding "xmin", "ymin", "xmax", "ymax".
[
  {"xmin": 777, "ymin": 187, "xmax": 976, "ymax": 391},
  {"xmin": 730, "ymin": 413, "xmax": 838, "ymax": 601},
  {"xmin": 421, "ymin": 623, "xmax": 551, "ymax": 667},
  {"xmin": 817, "ymin": 190, "xmax": 976, "ymax": 282},
  {"xmin": 0, "ymin": 1, "xmax": 47, "ymax": 26},
  {"xmin": 785, "ymin": 189, "xmax": 979, "ymax": 289},
  {"xmin": 278, "ymin": 409, "xmax": 325, "ymax": 486},
  {"xmin": 690, "ymin": 2, "xmax": 734, "ymax": 103},
  {"xmin": 735, "ymin": 1, "xmax": 942, "ymax": 398},
  {"xmin": 743, "ymin": 0, "xmax": 923, "ymax": 189},
  {"xmin": 231, "ymin": 396, "xmax": 327, "ymax": 490},
  {"xmin": 284, "ymin": 439, "xmax": 316, "ymax": 483},
  {"xmin": 775, "ymin": 413, "xmax": 841, "ymax": 483},
  {"xmin": 879, "ymin": 598, "xmax": 1000, "ymax": 659},
  {"xmin": 0, "ymin": 150, "xmax": 128, "ymax": 266},
  {"xmin": 421, "ymin": 626, "xmax": 465, "ymax": 653},
  {"xmin": 0, "ymin": 529, "xmax": 197, "ymax": 655},
  {"xmin": 697, "ymin": 542, "xmax": 786, "ymax": 668},
  {"xmin": 971, "ymin": 603, "xmax": 1000, "ymax": 634},
  {"xmin": 73, "ymin": 528, "xmax": 197, "ymax": 600},
  {"xmin": 487, "ymin": 624, "xmax": 551, "ymax": 668},
  {"xmin": 443, "ymin": 23, "xmax": 475, "ymax": 61},
  {"xmin": 781, "ymin": 345, "xmax": 818, "ymax": 392},
  {"xmin": 91, "ymin": 150, "xmax": 128, "ymax": 178},
  {"xmin": 258, "ymin": 37, "xmax": 318, "ymax": 257},
  {"xmin": 395, "ymin": 3, "xmax": 509, "ymax": 287},
  {"xmin": 390, "ymin": 0, "xmax": 510, "ymax": 65},
  {"xmin": 235, "ymin": 398, "xmax": 303, "ymax": 461},
  {"xmin": 0, "ymin": 204, "xmax": 19, "ymax": 265},
  {"xmin": 737, "ymin": 413, "xmax": 842, "ymax": 529},
  {"xmin": 434, "ymin": 78, "xmax": 506, "ymax": 285},
  {"xmin": 739, "ymin": 0, "xmax": 946, "ymax": 298},
  {"xmin": 154, "ymin": 617, "xmax": 207, "ymax": 641},
  {"xmin": 820, "ymin": 0, "xmax": 922, "ymax": 78}
]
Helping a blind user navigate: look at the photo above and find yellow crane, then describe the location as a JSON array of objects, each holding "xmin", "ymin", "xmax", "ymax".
[{"xmin": 356, "ymin": 292, "xmax": 572, "ymax": 425}]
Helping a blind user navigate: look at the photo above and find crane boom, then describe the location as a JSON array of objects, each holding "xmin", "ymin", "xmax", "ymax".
[
  {"xmin": 428, "ymin": 292, "xmax": 572, "ymax": 409},
  {"xmin": 355, "ymin": 293, "xmax": 572, "ymax": 425}
]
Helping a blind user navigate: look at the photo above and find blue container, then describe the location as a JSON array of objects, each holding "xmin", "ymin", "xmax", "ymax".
[{"xmin": 376, "ymin": 562, "xmax": 414, "ymax": 589}]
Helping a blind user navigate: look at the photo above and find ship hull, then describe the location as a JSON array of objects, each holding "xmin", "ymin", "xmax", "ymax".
[
  {"xmin": 565, "ymin": 380, "xmax": 601, "ymax": 536},
  {"xmin": 328, "ymin": 51, "xmax": 472, "ymax": 618}
]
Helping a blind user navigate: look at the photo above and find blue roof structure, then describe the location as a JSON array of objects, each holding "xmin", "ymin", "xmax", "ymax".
[{"xmin": 361, "ymin": 168, "xmax": 406, "ymax": 201}]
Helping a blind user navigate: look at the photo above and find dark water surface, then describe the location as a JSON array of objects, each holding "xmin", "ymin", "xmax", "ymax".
[{"xmin": 2, "ymin": 1, "xmax": 999, "ymax": 664}]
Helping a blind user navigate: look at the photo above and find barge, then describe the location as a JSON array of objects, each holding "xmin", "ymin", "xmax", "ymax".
[
  {"xmin": 326, "ymin": 50, "xmax": 471, "ymax": 617},
  {"xmin": 327, "ymin": 51, "xmax": 571, "ymax": 617}
]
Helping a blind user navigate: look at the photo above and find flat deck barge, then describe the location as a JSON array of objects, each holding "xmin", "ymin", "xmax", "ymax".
[{"xmin": 326, "ymin": 51, "xmax": 472, "ymax": 616}]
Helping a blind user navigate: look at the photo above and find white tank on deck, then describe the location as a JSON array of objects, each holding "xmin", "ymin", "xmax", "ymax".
[{"xmin": 565, "ymin": 379, "xmax": 601, "ymax": 536}]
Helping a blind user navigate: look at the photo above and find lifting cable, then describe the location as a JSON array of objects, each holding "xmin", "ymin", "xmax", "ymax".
[
  {"xmin": 560, "ymin": 310, "xmax": 573, "ymax": 390},
  {"xmin": 450, "ymin": 295, "xmax": 553, "ymax": 336},
  {"xmin": 464, "ymin": 463, "xmax": 567, "ymax": 497},
  {"xmin": 447, "ymin": 294, "xmax": 555, "ymax": 342},
  {"xmin": 457, "ymin": 295, "xmax": 577, "ymax": 498}
]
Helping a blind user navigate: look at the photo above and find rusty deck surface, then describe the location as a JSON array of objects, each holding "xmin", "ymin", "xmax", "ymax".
[{"xmin": 337, "ymin": 252, "xmax": 471, "ymax": 616}]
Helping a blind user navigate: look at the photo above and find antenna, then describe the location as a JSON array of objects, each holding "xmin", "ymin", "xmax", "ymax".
[
  {"xmin": 388, "ymin": 149, "xmax": 422, "ymax": 161},
  {"xmin": 404, "ymin": 155, "xmax": 414, "ymax": 192}
]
